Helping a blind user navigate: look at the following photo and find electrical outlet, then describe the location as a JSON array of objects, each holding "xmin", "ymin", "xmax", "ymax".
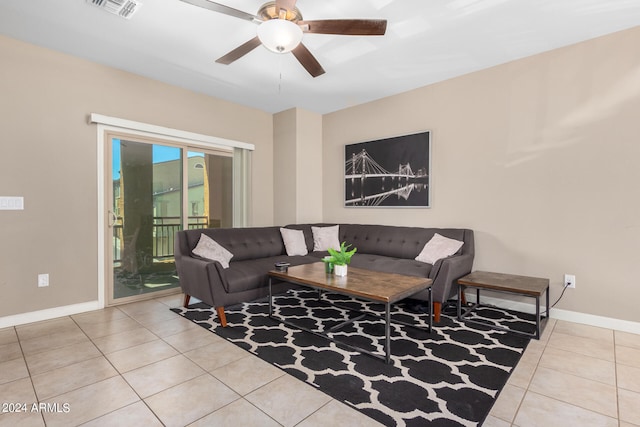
[
  {"xmin": 38, "ymin": 273, "xmax": 49, "ymax": 287},
  {"xmin": 564, "ymin": 274, "xmax": 575, "ymax": 289}
]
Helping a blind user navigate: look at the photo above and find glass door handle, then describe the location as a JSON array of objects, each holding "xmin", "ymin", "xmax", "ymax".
[{"xmin": 108, "ymin": 211, "xmax": 117, "ymax": 227}]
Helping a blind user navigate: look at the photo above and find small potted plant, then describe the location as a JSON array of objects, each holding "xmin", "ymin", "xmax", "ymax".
[{"xmin": 323, "ymin": 242, "xmax": 357, "ymax": 276}]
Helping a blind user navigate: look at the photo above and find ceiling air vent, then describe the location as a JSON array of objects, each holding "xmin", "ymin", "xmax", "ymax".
[{"xmin": 86, "ymin": 0, "xmax": 142, "ymax": 20}]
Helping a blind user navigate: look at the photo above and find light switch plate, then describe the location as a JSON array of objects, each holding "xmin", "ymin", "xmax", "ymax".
[
  {"xmin": 0, "ymin": 197, "xmax": 24, "ymax": 210},
  {"xmin": 38, "ymin": 274, "xmax": 49, "ymax": 287}
]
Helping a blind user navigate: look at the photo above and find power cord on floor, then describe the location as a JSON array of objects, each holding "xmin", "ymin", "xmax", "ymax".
[{"xmin": 551, "ymin": 282, "xmax": 570, "ymax": 308}]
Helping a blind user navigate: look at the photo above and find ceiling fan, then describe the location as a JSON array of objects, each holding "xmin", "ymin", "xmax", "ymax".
[{"xmin": 180, "ymin": 0, "xmax": 387, "ymax": 77}]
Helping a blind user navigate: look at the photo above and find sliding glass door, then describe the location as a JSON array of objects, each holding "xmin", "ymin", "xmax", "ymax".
[
  {"xmin": 109, "ymin": 138, "xmax": 182, "ymax": 302},
  {"xmin": 186, "ymin": 150, "xmax": 233, "ymax": 229},
  {"xmin": 107, "ymin": 135, "xmax": 234, "ymax": 304}
]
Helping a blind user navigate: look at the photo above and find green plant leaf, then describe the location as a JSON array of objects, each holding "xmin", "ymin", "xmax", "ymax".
[{"xmin": 326, "ymin": 242, "xmax": 357, "ymax": 265}]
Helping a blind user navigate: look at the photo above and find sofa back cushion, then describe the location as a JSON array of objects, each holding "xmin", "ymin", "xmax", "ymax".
[
  {"xmin": 182, "ymin": 226, "xmax": 285, "ymax": 262},
  {"xmin": 284, "ymin": 223, "xmax": 473, "ymax": 260},
  {"xmin": 339, "ymin": 224, "xmax": 470, "ymax": 260}
]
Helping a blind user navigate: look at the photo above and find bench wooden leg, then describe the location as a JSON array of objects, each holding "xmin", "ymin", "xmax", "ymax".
[
  {"xmin": 461, "ymin": 291, "xmax": 467, "ymax": 306},
  {"xmin": 183, "ymin": 294, "xmax": 191, "ymax": 308},
  {"xmin": 216, "ymin": 306, "xmax": 228, "ymax": 327},
  {"xmin": 433, "ymin": 302, "xmax": 442, "ymax": 323}
]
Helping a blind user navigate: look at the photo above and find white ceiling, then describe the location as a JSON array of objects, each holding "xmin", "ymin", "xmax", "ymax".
[{"xmin": 1, "ymin": 0, "xmax": 639, "ymax": 114}]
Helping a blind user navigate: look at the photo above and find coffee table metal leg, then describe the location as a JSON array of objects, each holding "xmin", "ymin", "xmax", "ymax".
[
  {"xmin": 428, "ymin": 287, "xmax": 433, "ymax": 332},
  {"xmin": 385, "ymin": 302, "xmax": 391, "ymax": 364},
  {"xmin": 546, "ymin": 286, "xmax": 550, "ymax": 320},
  {"xmin": 457, "ymin": 285, "xmax": 463, "ymax": 320},
  {"xmin": 535, "ymin": 295, "xmax": 540, "ymax": 339},
  {"xmin": 268, "ymin": 277, "xmax": 273, "ymax": 317}
]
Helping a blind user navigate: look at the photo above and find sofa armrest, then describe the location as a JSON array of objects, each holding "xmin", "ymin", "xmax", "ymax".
[
  {"xmin": 176, "ymin": 255, "xmax": 225, "ymax": 307},
  {"xmin": 428, "ymin": 254, "xmax": 474, "ymax": 303}
]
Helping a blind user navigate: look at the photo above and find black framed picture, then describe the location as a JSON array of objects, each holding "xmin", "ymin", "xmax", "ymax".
[{"xmin": 344, "ymin": 131, "xmax": 431, "ymax": 208}]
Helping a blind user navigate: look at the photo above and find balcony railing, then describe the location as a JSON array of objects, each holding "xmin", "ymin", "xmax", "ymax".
[{"xmin": 113, "ymin": 216, "xmax": 209, "ymax": 263}]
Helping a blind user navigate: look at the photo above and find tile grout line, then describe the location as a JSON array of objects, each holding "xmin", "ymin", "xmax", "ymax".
[
  {"xmin": 293, "ymin": 400, "xmax": 328, "ymax": 427},
  {"xmin": 112, "ymin": 295, "xmax": 280, "ymax": 426},
  {"xmin": 510, "ymin": 318, "xmax": 556, "ymax": 426},
  {"xmin": 68, "ymin": 306, "xmax": 167, "ymax": 427},
  {"xmin": 166, "ymin": 295, "xmax": 341, "ymax": 427},
  {"xmin": 8, "ymin": 296, "xmax": 636, "ymax": 426},
  {"xmin": 77, "ymin": 298, "xmax": 258, "ymax": 426},
  {"xmin": 613, "ymin": 331, "xmax": 620, "ymax": 426},
  {"xmin": 520, "ymin": 321, "xmax": 623, "ymax": 425},
  {"xmin": 14, "ymin": 323, "xmax": 52, "ymax": 426}
]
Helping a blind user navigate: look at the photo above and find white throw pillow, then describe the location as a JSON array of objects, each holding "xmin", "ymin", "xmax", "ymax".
[
  {"xmin": 415, "ymin": 233, "xmax": 464, "ymax": 264},
  {"xmin": 192, "ymin": 234, "xmax": 234, "ymax": 268},
  {"xmin": 312, "ymin": 225, "xmax": 340, "ymax": 252},
  {"xmin": 280, "ymin": 228, "xmax": 308, "ymax": 256}
]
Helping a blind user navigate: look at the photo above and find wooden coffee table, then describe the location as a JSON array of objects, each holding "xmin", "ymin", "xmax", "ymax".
[
  {"xmin": 268, "ymin": 262, "xmax": 433, "ymax": 364},
  {"xmin": 457, "ymin": 271, "xmax": 550, "ymax": 339}
]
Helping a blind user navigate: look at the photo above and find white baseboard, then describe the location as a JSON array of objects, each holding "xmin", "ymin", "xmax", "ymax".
[
  {"xmin": 0, "ymin": 301, "xmax": 103, "ymax": 329},
  {"xmin": 466, "ymin": 294, "xmax": 640, "ymax": 335},
  {"xmin": 2, "ymin": 296, "xmax": 638, "ymax": 336},
  {"xmin": 549, "ymin": 308, "xmax": 640, "ymax": 335}
]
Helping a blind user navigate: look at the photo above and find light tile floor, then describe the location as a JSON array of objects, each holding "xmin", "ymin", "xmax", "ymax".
[
  {"xmin": 0, "ymin": 294, "xmax": 637, "ymax": 426},
  {"xmin": 486, "ymin": 317, "xmax": 640, "ymax": 427}
]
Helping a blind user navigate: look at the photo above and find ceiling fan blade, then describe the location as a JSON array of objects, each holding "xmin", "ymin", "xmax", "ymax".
[
  {"xmin": 276, "ymin": 0, "xmax": 298, "ymax": 15},
  {"xmin": 215, "ymin": 37, "xmax": 262, "ymax": 65},
  {"xmin": 180, "ymin": 0, "xmax": 258, "ymax": 22},
  {"xmin": 299, "ymin": 19, "xmax": 387, "ymax": 36},
  {"xmin": 292, "ymin": 43, "xmax": 325, "ymax": 78}
]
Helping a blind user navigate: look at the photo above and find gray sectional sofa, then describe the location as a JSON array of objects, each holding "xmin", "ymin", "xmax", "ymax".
[{"xmin": 174, "ymin": 223, "xmax": 474, "ymax": 325}]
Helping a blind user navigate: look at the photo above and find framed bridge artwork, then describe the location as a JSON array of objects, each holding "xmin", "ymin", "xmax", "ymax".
[{"xmin": 344, "ymin": 131, "xmax": 431, "ymax": 208}]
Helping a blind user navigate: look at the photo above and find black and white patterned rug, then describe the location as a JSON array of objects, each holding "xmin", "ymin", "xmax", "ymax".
[{"xmin": 171, "ymin": 289, "xmax": 532, "ymax": 427}]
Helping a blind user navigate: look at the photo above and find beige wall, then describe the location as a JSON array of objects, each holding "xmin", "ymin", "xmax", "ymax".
[
  {"xmin": 273, "ymin": 108, "xmax": 323, "ymax": 225},
  {"xmin": 0, "ymin": 35, "xmax": 273, "ymax": 318},
  {"xmin": 294, "ymin": 108, "xmax": 323, "ymax": 224},
  {"xmin": 2, "ymin": 25, "xmax": 639, "ymax": 326},
  {"xmin": 323, "ymin": 27, "xmax": 640, "ymax": 323},
  {"xmin": 273, "ymin": 109, "xmax": 298, "ymax": 225}
]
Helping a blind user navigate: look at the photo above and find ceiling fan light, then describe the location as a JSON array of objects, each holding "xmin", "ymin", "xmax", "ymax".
[{"xmin": 257, "ymin": 19, "xmax": 303, "ymax": 53}]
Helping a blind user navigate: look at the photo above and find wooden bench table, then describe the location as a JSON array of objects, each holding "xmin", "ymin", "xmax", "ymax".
[{"xmin": 457, "ymin": 271, "xmax": 550, "ymax": 339}]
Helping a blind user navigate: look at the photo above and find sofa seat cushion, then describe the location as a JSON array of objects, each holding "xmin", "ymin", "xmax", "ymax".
[
  {"xmin": 349, "ymin": 253, "xmax": 432, "ymax": 279},
  {"xmin": 309, "ymin": 250, "xmax": 330, "ymax": 259},
  {"xmin": 221, "ymin": 256, "xmax": 318, "ymax": 293}
]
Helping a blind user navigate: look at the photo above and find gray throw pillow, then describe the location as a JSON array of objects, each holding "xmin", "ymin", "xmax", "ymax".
[
  {"xmin": 415, "ymin": 233, "xmax": 463, "ymax": 264},
  {"xmin": 192, "ymin": 234, "xmax": 233, "ymax": 268},
  {"xmin": 312, "ymin": 225, "xmax": 340, "ymax": 252},
  {"xmin": 280, "ymin": 228, "xmax": 308, "ymax": 256}
]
